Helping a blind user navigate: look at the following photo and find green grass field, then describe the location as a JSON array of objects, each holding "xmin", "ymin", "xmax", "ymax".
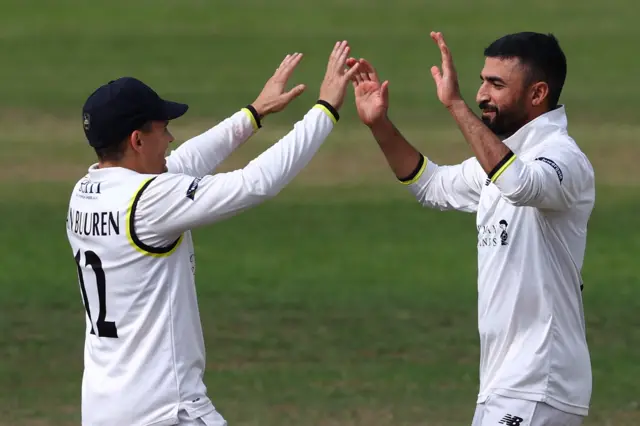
[{"xmin": 1, "ymin": 1, "xmax": 639, "ymax": 425}]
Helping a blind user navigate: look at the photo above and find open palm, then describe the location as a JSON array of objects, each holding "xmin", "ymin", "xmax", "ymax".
[{"xmin": 346, "ymin": 58, "xmax": 389, "ymax": 127}]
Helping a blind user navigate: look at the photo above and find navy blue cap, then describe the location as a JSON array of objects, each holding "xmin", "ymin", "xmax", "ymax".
[{"xmin": 82, "ymin": 77, "xmax": 189, "ymax": 149}]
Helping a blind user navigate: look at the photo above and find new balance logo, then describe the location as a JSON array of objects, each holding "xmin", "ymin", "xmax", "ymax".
[{"xmin": 498, "ymin": 414, "xmax": 524, "ymax": 426}]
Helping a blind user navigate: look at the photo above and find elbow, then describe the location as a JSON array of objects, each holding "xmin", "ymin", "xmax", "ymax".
[
  {"xmin": 500, "ymin": 186, "xmax": 538, "ymax": 206},
  {"xmin": 409, "ymin": 186, "xmax": 430, "ymax": 207},
  {"xmin": 242, "ymin": 171, "xmax": 284, "ymax": 201},
  {"xmin": 495, "ymin": 171, "xmax": 539, "ymax": 206},
  {"xmin": 411, "ymin": 188, "xmax": 449, "ymax": 211}
]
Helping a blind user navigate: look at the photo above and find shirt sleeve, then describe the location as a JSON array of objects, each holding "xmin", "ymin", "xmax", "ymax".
[
  {"xmin": 402, "ymin": 155, "xmax": 485, "ymax": 213},
  {"xmin": 132, "ymin": 103, "xmax": 338, "ymax": 247},
  {"xmin": 488, "ymin": 145, "xmax": 594, "ymax": 211},
  {"xmin": 165, "ymin": 106, "xmax": 261, "ymax": 177}
]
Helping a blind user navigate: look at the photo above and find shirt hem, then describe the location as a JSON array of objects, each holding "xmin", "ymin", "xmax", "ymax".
[
  {"xmin": 478, "ymin": 388, "xmax": 589, "ymax": 416},
  {"xmin": 184, "ymin": 401, "xmax": 216, "ymax": 419},
  {"xmin": 138, "ymin": 416, "xmax": 178, "ymax": 426}
]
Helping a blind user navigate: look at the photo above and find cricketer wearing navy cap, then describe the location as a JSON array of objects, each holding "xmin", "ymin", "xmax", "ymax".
[
  {"xmin": 66, "ymin": 42, "xmax": 361, "ymax": 426},
  {"xmin": 82, "ymin": 76, "xmax": 189, "ymax": 172}
]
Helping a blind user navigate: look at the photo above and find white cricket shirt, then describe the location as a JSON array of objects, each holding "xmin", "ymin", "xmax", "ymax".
[
  {"xmin": 404, "ymin": 106, "xmax": 594, "ymax": 416},
  {"xmin": 66, "ymin": 103, "xmax": 338, "ymax": 426}
]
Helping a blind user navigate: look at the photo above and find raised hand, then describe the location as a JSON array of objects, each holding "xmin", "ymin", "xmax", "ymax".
[
  {"xmin": 430, "ymin": 31, "xmax": 463, "ymax": 108},
  {"xmin": 318, "ymin": 41, "xmax": 362, "ymax": 111},
  {"xmin": 251, "ymin": 53, "xmax": 307, "ymax": 118},
  {"xmin": 346, "ymin": 57, "xmax": 389, "ymax": 127}
]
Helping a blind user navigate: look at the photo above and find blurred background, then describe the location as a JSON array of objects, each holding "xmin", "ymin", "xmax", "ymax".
[{"xmin": 1, "ymin": 1, "xmax": 638, "ymax": 425}]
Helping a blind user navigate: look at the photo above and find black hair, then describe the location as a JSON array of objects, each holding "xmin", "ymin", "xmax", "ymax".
[
  {"xmin": 94, "ymin": 121, "xmax": 153, "ymax": 162},
  {"xmin": 484, "ymin": 32, "xmax": 567, "ymax": 109}
]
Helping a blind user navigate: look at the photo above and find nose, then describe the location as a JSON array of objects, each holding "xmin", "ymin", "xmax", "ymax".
[{"xmin": 476, "ymin": 83, "xmax": 490, "ymax": 106}]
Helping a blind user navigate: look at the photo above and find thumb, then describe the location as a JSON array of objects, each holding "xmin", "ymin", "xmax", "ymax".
[
  {"xmin": 380, "ymin": 80, "xmax": 389, "ymax": 103},
  {"xmin": 284, "ymin": 84, "xmax": 306, "ymax": 101},
  {"xmin": 430, "ymin": 66, "xmax": 442, "ymax": 85}
]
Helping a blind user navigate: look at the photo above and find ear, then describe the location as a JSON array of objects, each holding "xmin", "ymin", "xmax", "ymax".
[
  {"xmin": 128, "ymin": 130, "xmax": 144, "ymax": 154},
  {"xmin": 530, "ymin": 81, "xmax": 549, "ymax": 107}
]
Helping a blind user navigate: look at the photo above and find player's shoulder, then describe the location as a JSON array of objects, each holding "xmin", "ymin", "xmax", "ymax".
[
  {"xmin": 144, "ymin": 171, "xmax": 198, "ymax": 189},
  {"xmin": 138, "ymin": 172, "xmax": 204, "ymax": 203},
  {"xmin": 534, "ymin": 136, "xmax": 595, "ymax": 189},
  {"xmin": 538, "ymin": 135, "xmax": 592, "ymax": 171}
]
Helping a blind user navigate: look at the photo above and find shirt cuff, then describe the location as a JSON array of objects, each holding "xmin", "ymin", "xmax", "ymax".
[
  {"xmin": 242, "ymin": 105, "xmax": 262, "ymax": 131},
  {"xmin": 312, "ymin": 100, "xmax": 340, "ymax": 124},
  {"xmin": 399, "ymin": 154, "xmax": 428, "ymax": 185}
]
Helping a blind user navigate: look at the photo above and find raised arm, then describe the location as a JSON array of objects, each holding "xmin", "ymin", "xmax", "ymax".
[
  {"xmin": 130, "ymin": 41, "xmax": 363, "ymax": 247},
  {"xmin": 346, "ymin": 58, "xmax": 484, "ymax": 212},
  {"xmin": 166, "ymin": 53, "xmax": 309, "ymax": 177},
  {"xmin": 428, "ymin": 31, "xmax": 594, "ymax": 211}
]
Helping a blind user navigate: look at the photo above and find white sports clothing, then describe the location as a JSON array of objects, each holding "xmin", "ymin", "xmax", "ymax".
[
  {"xmin": 471, "ymin": 394, "xmax": 583, "ymax": 426},
  {"xmin": 66, "ymin": 103, "xmax": 339, "ymax": 426},
  {"xmin": 404, "ymin": 106, "xmax": 594, "ymax": 416}
]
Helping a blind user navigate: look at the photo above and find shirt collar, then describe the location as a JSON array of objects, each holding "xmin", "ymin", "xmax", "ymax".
[
  {"xmin": 502, "ymin": 105, "xmax": 568, "ymax": 154},
  {"xmin": 87, "ymin": 163, "xmax": 141, "ymax": 178}
]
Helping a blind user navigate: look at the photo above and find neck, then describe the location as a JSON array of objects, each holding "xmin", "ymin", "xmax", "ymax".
[{"xmin": 97, "ymin": 158, "xmax": 140, "ymax": 172}]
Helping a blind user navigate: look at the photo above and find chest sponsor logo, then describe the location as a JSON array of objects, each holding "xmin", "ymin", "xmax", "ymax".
[{"xmin": 477, "ymin": 219, "xmax": 509, "ymax": 247}]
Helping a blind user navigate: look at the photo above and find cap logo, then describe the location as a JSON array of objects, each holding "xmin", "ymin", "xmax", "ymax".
[{"xmin": 83, "ymin": 113, "xmax": 91, "ymax": 131}]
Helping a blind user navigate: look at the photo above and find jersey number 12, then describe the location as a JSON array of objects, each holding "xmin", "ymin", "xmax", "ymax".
[{"xmin": 74, "ymin": 250, "xmax": 118, "ymax": 338}]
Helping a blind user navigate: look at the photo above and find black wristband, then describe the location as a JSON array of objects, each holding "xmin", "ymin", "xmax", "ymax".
[
  {"xmin": 244, "ymin": 104, "xmax": 262, "ymax": 128},
  {"xmin": 316, "ymin": 100, "xmax": 340, "ymax": 122}
]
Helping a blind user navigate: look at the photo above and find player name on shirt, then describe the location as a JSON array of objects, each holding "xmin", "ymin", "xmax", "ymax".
[{"xmin": 67, "ymin": 208, "xmax": 120, "ymax": 237}]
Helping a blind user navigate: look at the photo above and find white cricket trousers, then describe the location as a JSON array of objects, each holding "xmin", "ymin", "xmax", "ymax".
[
  {"xmin": 471, "ymin": 394, "xmax": 584, "ymax": 426},
  {"xmin": 176, "ymin": 409, "xmax": 227, "ymax": 426}
]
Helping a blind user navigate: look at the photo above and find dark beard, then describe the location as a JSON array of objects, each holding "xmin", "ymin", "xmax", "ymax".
[
  {"xmin": 479, "ymin": 104, "xmax": 527, "ymax": 140},
  {"xmin": 481, "ymin": 115, "xmax": 512, "ymax": 140}
]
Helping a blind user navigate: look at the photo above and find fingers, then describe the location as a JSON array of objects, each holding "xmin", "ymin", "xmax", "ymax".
[
  {"xmin": 329, "ymin": 41, "xmax": 341, "ymax": 62},
  {"xmin": 346, "ymin": 57, "xmax": 361, "ymax": 87},
  {"xmin": 337, "ymin": 44, "xmax": 351, "ymax": 68},
  {"xmin": 358, "ymin": 58, "xmax": 379, "ymax": 83},
  {"xmin": 278, "ymin": 54, "xmax": 292, "ymax": 70},
  {"xmin": 284, "ymin": 84, "xmax": 306, "ymax": 101},
  {"xmin": 430, "ymin": 65, "xmax": 442, "ymax": 85},
  {"xmin": 275, "ymin": 52, "xmax": 303, "ymax": 81},
  {"xmin": 380, "ymin": 80, "xmax": 389, "ymax": 102},
  {"xmin": 430, "ymin": 31, "xmax": 455, "ymax": 74},
  {"xmin": 328, "ymin": 40, "xmax": 349, "ymax": 72},
  {"xmin": 343, "ymin": 61, "xmax": 362, "ymax": 82}
]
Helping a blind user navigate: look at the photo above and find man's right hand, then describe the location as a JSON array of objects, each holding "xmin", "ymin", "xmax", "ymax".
[
  {"xmin": 346, "ymin": 57, "xmax": 390, "ymax": 128},
  {"xmin": 251, "ymin": 53, "xmax": 307, "ymax": 119},
  {"xmin": 318, "ymin": 41, "xmax": 361, "ymax": 111}
]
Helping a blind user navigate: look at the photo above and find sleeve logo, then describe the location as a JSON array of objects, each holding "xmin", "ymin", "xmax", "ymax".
[
  {"xmin": 535, "ymin": 157, "xmax": 563, "ymax": 183},
  {"xmin": 186, "ymin": 177, "xmax": 202, "ymax": 200}
]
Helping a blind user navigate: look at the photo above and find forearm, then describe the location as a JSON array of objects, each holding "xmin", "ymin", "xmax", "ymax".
[
  {"xmin": 242, "ymin": 103, "xmax": 337, "ymax": 197},
  {"xmin": 447, "ymin": 100, "xmax": 512, "ymax": 180},
  {"xmin": 143, "ymin": 103, "xmax": 338, "ymax": 240},
  {"xmin": 369, "ymin": 117, "xmax": 424, "ymax": 182},
  {"xmin": 166, "ymin": 107, "xmax": 259, "ymax": 177}
]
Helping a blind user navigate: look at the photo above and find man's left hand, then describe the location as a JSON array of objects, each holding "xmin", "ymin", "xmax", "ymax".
[{"xmin": 430, "ymin": 31, "xmax": 464, "ymax": 108}]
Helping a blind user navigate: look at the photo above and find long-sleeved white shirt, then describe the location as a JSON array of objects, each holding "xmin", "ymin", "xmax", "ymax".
[
  {"xmin": 66, "ymin": 102, "xmax": 338, "ymax": 426},
  {"xmin": 404, "ymin": 106, "xmax": 595, "ymax": 416}
]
